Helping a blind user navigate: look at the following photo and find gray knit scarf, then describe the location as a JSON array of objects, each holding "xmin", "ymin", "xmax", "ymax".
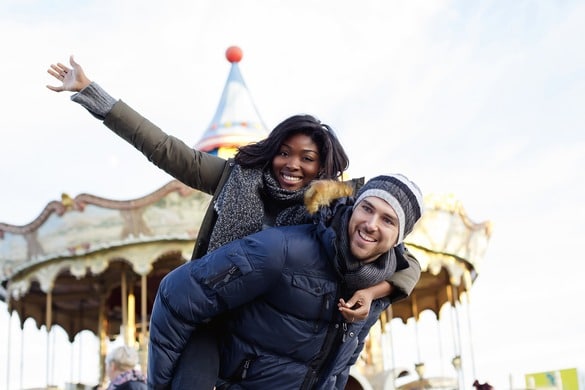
[
  {"xmin": 328, "ymin": 201, "xmax": 396, "ymax": 292},
  {"xmin": 208, "ymin": 164, "xmax": 309, "ymax": 253}
]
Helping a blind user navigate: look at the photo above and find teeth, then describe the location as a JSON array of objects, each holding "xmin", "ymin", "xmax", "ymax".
[
  {"xmin": 358, "ymin": 230, "xmax": 375, "ymax": 242},
  {"xmin": 283, "ymin": 174, "xmax": 301, "ymax": 182}
]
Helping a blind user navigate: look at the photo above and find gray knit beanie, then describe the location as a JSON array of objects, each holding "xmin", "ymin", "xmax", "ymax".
[{"xmin": 354, "ymin": 174, "xmax": 424, "ymax": 245}]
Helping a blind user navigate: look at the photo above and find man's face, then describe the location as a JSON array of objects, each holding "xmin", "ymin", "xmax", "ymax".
[{"xmin": 347, "ymin": 196, "xmax": 399, "ymax": 263}]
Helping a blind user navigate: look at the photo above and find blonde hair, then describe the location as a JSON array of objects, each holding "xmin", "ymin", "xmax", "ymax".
[{"xmin": 105, "ymin": 345, "xmax": 139, "ymax": 371}]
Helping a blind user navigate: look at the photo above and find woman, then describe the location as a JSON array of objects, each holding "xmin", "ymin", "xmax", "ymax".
[
  {"xmin": 104, "ymin": 345, "xmax": 147, "ymax": 390},
  {"xmin": 47, "ymin": 56, "xmax": 421, "ymax": 389}
]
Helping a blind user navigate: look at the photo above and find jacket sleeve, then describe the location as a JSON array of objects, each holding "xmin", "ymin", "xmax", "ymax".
[
  {"xmin": 335, "ymin": 369, "xmax": 351, "ymax": 390},
  {"xmin": 386, "ymin": 245, "xmax": 421, "ymax": 303},
  {"xmin": 102, "ymin": 100, "xmax": 227, "ymax": 193},
  {"xmin": 148, "ymin": 229, "xmax": 288, "ymax": 388}
]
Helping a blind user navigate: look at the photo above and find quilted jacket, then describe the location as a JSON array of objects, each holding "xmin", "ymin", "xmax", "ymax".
[{"xmin": 148, "ymin": 216, "xmax": 391, "ymax": 389}]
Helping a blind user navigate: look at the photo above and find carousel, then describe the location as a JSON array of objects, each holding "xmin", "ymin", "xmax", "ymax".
[{"xmin": 0, "ymin": 46, "xmax": 491, "ymax": 390}]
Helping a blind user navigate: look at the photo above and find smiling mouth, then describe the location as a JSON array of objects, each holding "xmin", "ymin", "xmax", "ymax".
[
  {"xmin": 358, "ymin": 230, "xmax": 376, "ymax": 243},
  {"xmin": 281, "ymin": 174, "xmax": 302, "ymax": 182}
]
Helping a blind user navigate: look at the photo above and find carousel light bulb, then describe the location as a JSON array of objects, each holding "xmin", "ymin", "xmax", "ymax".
[
  {"xmin": 414, "ymin": 362, "xmax": 426, "ymax": 380},
  {"xmin": 452, "ymin": 355, "xmax": 462, "ymax": 371}
]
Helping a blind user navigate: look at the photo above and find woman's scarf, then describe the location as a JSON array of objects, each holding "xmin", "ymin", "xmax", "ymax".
[
  {"xmin": 326, "ymin": 200, "xmax": 396, "ymax": 292},
  {"xmin": 208, "ymin": 164, "xmax": 309, "ymax": 253},
  {"xmin": 107, "ymin": 369, "xmax": 146, "ymax": 390}
]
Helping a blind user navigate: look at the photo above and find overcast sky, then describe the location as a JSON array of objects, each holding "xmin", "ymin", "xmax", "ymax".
[{"xmin": 1, "ymin": 1, "xmax": 584, "ymax": 389}]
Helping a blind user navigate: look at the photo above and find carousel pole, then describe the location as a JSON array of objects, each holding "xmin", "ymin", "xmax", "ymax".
[
  {"xmin": 385, "ymin": 306, "xmax": 398, "ymax": 390},
  {"xmin": 20, "ymin": 316, "xmax": 24, "ymax": 390},
  {"xmin": 45, "ymin": 289, "xmax": 53, "ymax": 388},
  {"xmin": 71, "ymin": 303, "xmax": 81, "ymax": 384},
  {"xmin": 121, "ymin": 271, "xmax": 128, "ymax": 345},
  {"xmin": 6, "ymin": 307, "xmax": 11, "ymax": 390},
  {"xmin": 446, "ymin": 284, "xmax": 459, "ymax": 355},
  {"xmin": 454, "ymin": 285, "xmax": 466, "ymax": 389},
  {"xmin": 140, "ymin": 274, "xmax": 148, "ymax": 372},
  {"xmin": 127, "ymin": 278, "xmax": 136, "ymax": 347},
  {"xmin": 436, "ymin": 314, "xmax": 445, "ymax": 378},
  {"xmin": 411, "ymin": 294, "xmax": 421, "ymax": 363},
  {"xmin": 70, "ymin": 333, "xmax": 75, "ymax": 385},
  {"xmin": 98, "ymin": 295, "xmax": 107, "ymax": 387},
  {"xmin": 450, "ymin": 284, "xmax": 464, "ymax": 390},
  {"xmin": 411, "ymin": 294, "xmax": 426, "ymax": 381},
  {"xmin": 446, "ymin": 283, "xmax": 460, "ymax": 389},
  {"xmin": 464, "ymin": 271, "xmax": 477, "ymax": 380}
]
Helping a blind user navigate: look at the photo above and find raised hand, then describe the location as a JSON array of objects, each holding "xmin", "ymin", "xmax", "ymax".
[{"xmin": 46, "ymin": 55, "xmax": 91, "ymax": 93}]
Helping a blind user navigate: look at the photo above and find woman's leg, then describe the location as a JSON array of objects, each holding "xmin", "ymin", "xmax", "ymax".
[{"xmin": 171, "ymin": 325, "xmax": 220, "ymax": 390}]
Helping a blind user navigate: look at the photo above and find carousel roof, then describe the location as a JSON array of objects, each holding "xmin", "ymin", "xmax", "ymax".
[
  {"xmin": 194, "ymin": 46, "xmax": 269, "ymax": 153},
  {"xmin": 0, "ymin": 181, "xmax": 206, "ymax": 293}
]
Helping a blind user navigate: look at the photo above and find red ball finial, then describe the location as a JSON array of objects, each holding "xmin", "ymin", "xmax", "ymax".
[{"xmin": 226, "ymin": 46, "xmax": 243, "ymax": 63}]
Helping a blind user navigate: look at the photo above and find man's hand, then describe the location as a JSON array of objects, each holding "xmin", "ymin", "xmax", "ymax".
[
  {"xmin": 46, "ymin": 55, "xmax": 91, "ymax": 93},
  {"xmin": 338, "ymin": 289, "xmax": 374, "ymax": 323}
]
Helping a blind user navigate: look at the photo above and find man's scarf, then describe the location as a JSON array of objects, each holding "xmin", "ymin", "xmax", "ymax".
[{"xmin": 107, "ymin": 369, "xmax": 146, "ymax": 389}]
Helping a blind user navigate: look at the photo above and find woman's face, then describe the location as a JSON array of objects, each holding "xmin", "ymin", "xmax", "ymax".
[
  {"xmin": 271, "ymin": 133, "xmax": 321, "ymax": 191},
  {"xmin": 105, "ymin": 360, "xmax": 116, "ymax": 380}
]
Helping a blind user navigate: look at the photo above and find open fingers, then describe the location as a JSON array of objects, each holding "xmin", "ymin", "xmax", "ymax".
[
  {"xmin": 48, "ymin": 63, "xmax": 70, "ymax": 79},
  {"xmin": 54, "ymin": 62, "xmax": 70, "ymax": 73},
  {"xmin": 47, "ymin": 68, "xmax": 61, "ymax": 80},
  {"xmin": 46, "ymin": 84, "xmax": 64, "ymax": 92},
  {"xmin": 46, "ymin": 64, "xmax": 67, "ymax": 91}
]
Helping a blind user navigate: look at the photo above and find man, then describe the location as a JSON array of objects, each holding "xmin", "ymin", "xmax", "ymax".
[{"xmin": 148, "ymin": 174, "xmax": 424, "ymax": 389}]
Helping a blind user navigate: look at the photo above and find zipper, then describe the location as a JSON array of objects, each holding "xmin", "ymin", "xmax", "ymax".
[
  {"xmin": 229, "ymin": 356, "xmax": 256, "ymax": 382},
  {"xmin": 208, "ymin": 264, "xmax": 241, "ymax": 288},
  {"xmin": 241, "ymin": 359, "xmax": 251, "ymax": 379},
  {"xmin": 314, "ymin": 293, "xmax": 333, "ymax": 333}
]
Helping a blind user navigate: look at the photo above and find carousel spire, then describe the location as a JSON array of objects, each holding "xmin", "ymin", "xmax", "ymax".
[{"xmin": 194, "ymin": 46, "xmax": 268, "ymax": 156}]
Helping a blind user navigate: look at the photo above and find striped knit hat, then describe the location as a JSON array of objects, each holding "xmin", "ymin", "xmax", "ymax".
[{"xmin": 354, "ymin": 174, "xmax": 424, "ymax": 245}]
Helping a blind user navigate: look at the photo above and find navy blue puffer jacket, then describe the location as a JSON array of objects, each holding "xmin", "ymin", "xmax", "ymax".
[{"xmin": 148, "ymin": 221, "xmax": 390, "ymax": 389}]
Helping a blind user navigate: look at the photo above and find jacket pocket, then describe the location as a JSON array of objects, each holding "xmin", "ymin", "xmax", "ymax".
[
  {"xmin": 291, "ymin": 273, "xmax": 336, "ymax": 331},
  {"xmin": 291, "ymin": 273, "xmax": 335, "ymax": 297}
]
